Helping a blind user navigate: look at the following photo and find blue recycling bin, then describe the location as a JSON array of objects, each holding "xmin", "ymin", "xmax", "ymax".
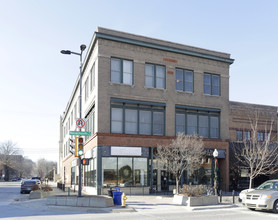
[{"xmin": 112, "ymin": 188, "xmax": 122, "ymax": 205}]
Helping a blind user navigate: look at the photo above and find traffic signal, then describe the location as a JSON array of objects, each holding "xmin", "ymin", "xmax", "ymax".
[
  {"xmin": 69, "ymin": 138, "xmax": 75, "ymax": 155},
  {"xmin": 77, "ymin": 137, "xmax": 84, "ymax": 156},
  {"xmin": 81, "ymin": 158, "xmax": 89, "ymax": 165}
]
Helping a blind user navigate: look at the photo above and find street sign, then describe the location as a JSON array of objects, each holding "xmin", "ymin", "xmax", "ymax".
[
  {"xmin": 69, "ymin": 131, "xmax": 91, "ymax": 136},
  {"xmin": 76, "ymin": 118, "xmax": 85, "ymax": 129}
]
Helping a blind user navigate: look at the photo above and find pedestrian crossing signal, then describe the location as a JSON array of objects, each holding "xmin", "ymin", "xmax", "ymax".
[{"xmin": 81, "ymin": 158, "xmax": 89, "ymax": 165}]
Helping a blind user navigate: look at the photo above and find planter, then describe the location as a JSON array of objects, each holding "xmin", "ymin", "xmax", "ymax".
[
  {"xmin": 29, "ymin": 191, "xmax": 55, "ymax": 199},
  {"xmin": 46, "ymin": 195, "xmax": 114, "ymax": 208},
  {"xmin": 173, "ymin": 195, "xmax": 218, "ymax": 206}
]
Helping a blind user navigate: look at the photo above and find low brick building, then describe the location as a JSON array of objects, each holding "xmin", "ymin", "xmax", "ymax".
[{"xmin": 229, "ymin": 101, "xmax": 278, "ymax": 189}]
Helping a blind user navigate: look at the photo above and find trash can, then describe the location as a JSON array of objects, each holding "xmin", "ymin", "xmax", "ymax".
[{"xmin": 112, "ymin": 188, "xmax": 123, "ymax": 205}]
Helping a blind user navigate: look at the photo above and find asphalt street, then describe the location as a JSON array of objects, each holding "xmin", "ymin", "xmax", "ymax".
[{"xmin": 2, "ymin": 181, "xmax": 278, "ymax": 220}]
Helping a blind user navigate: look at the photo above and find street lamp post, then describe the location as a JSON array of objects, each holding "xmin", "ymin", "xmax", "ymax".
[
  {"xmin": 213, "ymin": 149, "xmax": 218, "ymax": 196},
  {"xmin": 61, "ymin": 44, "xmax": 86, "ymax": 197}
]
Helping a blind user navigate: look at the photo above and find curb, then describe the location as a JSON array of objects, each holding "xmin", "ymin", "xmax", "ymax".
[
  {"xmin": 112, "ymin": 207, "xmax": 136, "ymax": 213},
  {"xmin": 187, "ymin": 203, "xmax": 239, "ymax": 211}
]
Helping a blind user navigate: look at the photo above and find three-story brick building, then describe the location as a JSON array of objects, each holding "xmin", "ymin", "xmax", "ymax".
[{"xmin": 59, "ymin": 27, "xmax": 234, "ymax": 194}]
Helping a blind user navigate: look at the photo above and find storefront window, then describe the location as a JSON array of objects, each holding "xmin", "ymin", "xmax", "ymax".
[
  {"xmin": 71, "ymin": 167, "xmax": 75, "ymax": 185},
  {"xmin": 102, "ymin": 157, "xmax": 148, "ymax": 187},
  {"xmin": 84, "ymin": 158, "xmax": 96, "ymax": 187},
  {"xmin": 134, "ymin": 158, "xmax": 147, "ymax": 186},
  {"xmin": 102, "ymin": 157, "xmax": 117, "ymax": 187},
  {"xmin": 118, "ymin": 157, "xmax": 133, "ymax": 186}
]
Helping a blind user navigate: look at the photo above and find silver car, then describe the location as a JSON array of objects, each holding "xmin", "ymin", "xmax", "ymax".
[
  {"xmin": 20, "ymin": 180, "xmax": 37, "ymax": 194},
  {"xmin": 244, "ymin": 180, "xmax": 278, "ymax": 213}
]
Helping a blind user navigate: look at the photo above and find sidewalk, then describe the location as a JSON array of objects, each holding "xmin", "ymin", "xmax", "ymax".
[{"xmin": 14, "ymin": 182, "xmax": 242, "ymax": 214}]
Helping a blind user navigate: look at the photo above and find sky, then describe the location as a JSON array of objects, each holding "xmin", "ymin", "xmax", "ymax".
[{"xmin": 0, "ymin": 0, "xmax": 278, "ymax": 163}]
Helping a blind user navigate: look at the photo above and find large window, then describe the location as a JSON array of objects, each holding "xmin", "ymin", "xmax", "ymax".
[
  {"xmin": 175, "ymin": 68, "xmax": 193, "ymax": 92},
  {"xmin": 111, "ymin": 100, "xmax": 165, "ymax": 136},
  {"xmin": 102, "ymin": 157, "xmax": 148, "ymax": 187},
  {"xmin": 111, "ymin": 108, "xmax": 123, "ymax": 133},
  {"xmin": 118, "ymin": 158, "xmax": 133, "ymax": 186},
  {"xmin": 139, "ymin": 110, "xmax": 152, "ymax": 135},
  {"xmin": 125, "ymin": 109, "xmax": 138, "ymax": 134},
  {"xmin": 199, "ymin": 115, "xmax": 209, "ymax": 137},
  {"xmin": 111, "ymin": 58, "xmax": 133, "ymax": 85},
  {"xmin": 175, "ymin": 106, "xmax": 220, "ymax": 138},
  {"xmin": 145, "ymin": 64, "xmax": 165, "ymax": 89},
  {"xmin": 102, "ymin": 157, "xmax": 117, "ymax": 186},
  {"xmin": 204, "ymin": 73, "xmax": 220, "ymax": 96},
  {"xmin": 71, "ymin": 167, "xmax": 76, "ymax": 185},
  {"xmin": 84, "ymin": 158, "xmax": 96, "ymax": 187}
]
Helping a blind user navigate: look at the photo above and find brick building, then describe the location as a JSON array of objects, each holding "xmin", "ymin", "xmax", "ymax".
[
  {"xmin": 229, "ymin": 101, "xmax": 278, "ymax": 189},
  {"xmin": 59, "ymin": 27, "xmax": 234, "ymax": 194}
]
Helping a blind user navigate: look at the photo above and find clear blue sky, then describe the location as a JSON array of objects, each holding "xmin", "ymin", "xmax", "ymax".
[{"xmin": 1, "ymin": 0, "xmax": 277, "ymax": 162}]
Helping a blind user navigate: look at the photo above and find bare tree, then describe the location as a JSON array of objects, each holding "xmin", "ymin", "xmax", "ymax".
[
  {"xmin": 156, "ymin": 133, "xmax": 205, "ymax": 194},
  {"xmin": 35, "ymin": 159, "xmax": 56, "ymax": 179},
  {"xmin": 0, "ymin": 141, "xmax": 23, "ymax": 180},
  {"xmin": 15, "ymin": 158, "xmax": 35, "ymax": 178},
  {"xmin": 233, "ymin": 111, "xmax": 278, "ymax": 189}
]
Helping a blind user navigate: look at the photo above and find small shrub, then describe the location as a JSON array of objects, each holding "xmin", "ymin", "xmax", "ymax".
[
  {"xmin": 180, "ymin": 185, "xmax": 206, "ymax": 197},
  {"xmin": 32, "ymin": 184, "xmax": 40, "ymax": 191},
  {"xmin": 41, "ymin": 185, "xmax": 53, "ymax": 192}
]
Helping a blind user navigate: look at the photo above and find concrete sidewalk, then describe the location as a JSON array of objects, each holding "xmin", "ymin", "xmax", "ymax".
[{"xmin": 14, "ymin": 181, "xmax": 242, "ymax": 214}]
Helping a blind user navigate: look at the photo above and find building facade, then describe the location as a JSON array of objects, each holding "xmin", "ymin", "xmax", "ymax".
[
  {"xmin": 59, "ymin": 27, "xmax": 234, "ymax": 194},
  {"xmin": 229, "ymin": 101, "xmax": 278, "ymax": 189}
]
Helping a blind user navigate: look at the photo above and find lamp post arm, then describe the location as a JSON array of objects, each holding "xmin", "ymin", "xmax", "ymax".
[{"xmin": 70, "ymin": 51, "xmax": 81, "ymax": 56}]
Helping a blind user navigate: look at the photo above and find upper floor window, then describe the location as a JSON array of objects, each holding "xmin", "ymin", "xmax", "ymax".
[
  {"xmin": 244, "ymin": 131, "xmax": 251, "ymax": 141},
  {"xmin": 111, "ymin": 100, "xmax": 165, "ymax": 136},
  {"xmin": 175, "ymin": 68, "xmax": 193, "ymax": 92},
  {"xmin": 74, "ymin": 103, "xmax": 77, "ymax": 120},
  {"xmin": 85, "ymin": 77, "xmax": 89, "ymax": 101},
  {"xmin": 85, "ymin": 106, "xmax": 95, "ymax": 142},
  {"xmin": 257, "ymin": 132, "xmax": 264, "ymax": 141},
  {"xmin": 204, "ymin": 73, "xmax": 220, "ymax": 96},
  {"xmin": 236, "ymin": 130, "xmax": 243, "ymax": 141},
  {"xmin": 111, "ymin": 58, "xmax": 133, "ymax": 85},
  {"xmin": 71, "ymin": 111, "xmax": 73, "ymax": 126},
  {"xmin": 265, "ymin": 132, "xmax": 270, "ymax": 141},
  {"xmin": 176, "ymin": 106, "xmax": 220, "ymax": 138},
  {"xmin": 145, "ymin": 64, "xmax": 165, "ymax": 89},
  {"xmin": 90, "ymin": 62, "xmax": 95, "ymax": 91}
]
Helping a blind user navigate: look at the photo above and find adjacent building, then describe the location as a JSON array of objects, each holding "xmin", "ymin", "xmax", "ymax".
[
  {"xmin": 229, "ymin": 101, "xmax": 278, "ymax": 189},
  {"xmin": 59, "ymin": 27, "xmax": 236, "ymax": 194}
]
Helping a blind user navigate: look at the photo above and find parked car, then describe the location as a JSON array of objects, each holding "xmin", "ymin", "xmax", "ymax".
[
  {"xmin": 239, "ymin": 188, "xmax": 254, "ymax": 202},
  {"xmin": 243, "ymin": 179, "xmax": 278, "ymax": 212},
  {"xmin": 20, "ymin": 180, "xmax": 37, "ymax": 194}
]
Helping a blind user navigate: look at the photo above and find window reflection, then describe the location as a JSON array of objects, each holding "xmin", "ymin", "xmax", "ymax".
[{"xmin": 102, "ymin": 157, "xmax": 148, "ymax": 187}]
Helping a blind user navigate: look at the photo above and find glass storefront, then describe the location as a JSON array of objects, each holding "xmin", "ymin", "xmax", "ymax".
[
  {"xmin": 84, "ymin": 158, "xmax": 96, "ymax": 187},
  {"xmin": 102, "ymin": 157, "xmax": 148, "ymax": 187},
  {"xmin": 71, "ymin": 167, "xmax": 75, "ymax": 185}
]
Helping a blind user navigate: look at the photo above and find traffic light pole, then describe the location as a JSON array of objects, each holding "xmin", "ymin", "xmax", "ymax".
[
  {"xmin": 78, "ymin": 47, "xmax": 84, "ymax": 198},
  {"xmin": 61, "ymin": 44, "xmax": 86, "ymax": 198}
]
